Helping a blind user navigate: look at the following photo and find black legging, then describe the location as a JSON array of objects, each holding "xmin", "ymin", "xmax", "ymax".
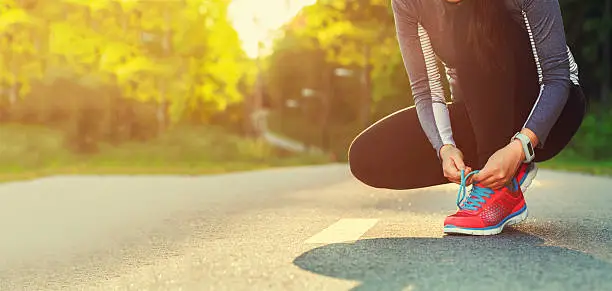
[{"xmin": 348, "ymin": 4, "xmax": 588, "ymax": 190}]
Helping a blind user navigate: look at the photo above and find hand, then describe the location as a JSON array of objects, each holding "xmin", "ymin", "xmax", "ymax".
[
  {"xmin": 472, "ymin": 140, "xmax": 524, "ymax": 190},
  {"xmin": 440, "ymin": 144, "xmax": 472, "ymax": 185}
]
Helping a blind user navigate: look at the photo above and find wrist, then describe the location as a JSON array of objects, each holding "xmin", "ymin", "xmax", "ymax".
[
  {"xmin": 439, "ymin": 144, "xmax": 456, "ymax": 158},
  {"xmin": 510, "ymin": 139, "xmax": 526, "ymax": 161},
  {"xmin": 520, "ymin": 127, "xmax": 539, "ymax": 148}
]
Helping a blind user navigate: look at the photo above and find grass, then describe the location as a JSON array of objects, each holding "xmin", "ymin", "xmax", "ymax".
[
  {"xmin": 0, "ymin": 123, "xmax": 609, "ymax": 184},
  {"xmin": 0, "ymin": 124, "xmax": 332, "ymax": 183},
  {"xmin": 267, "ymin": 111, "xmax": 612, "ymax": 177},
  {"xmin": 539, "ymin": 155, "xmax": 612, "ymax": 177},
  {"xmin": 266, "ymin": 111, "xmax": 362, "ymax": 160}
]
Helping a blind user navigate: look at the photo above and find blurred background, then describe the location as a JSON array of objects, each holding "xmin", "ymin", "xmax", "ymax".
[{"xmin": 0, "ymin": 0, "xmax": 610, "ymax": 180}]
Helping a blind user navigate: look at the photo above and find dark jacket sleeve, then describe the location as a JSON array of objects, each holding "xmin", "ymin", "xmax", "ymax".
[{"xmin": 519, "ymin": 0, "xmax": 575, "ymax": 147}]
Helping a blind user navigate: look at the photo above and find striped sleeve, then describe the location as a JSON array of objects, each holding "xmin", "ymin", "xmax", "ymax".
[
  {"xmin": 392, "ymin": 0, "xmax": 455, "ymax": 157},
  {"xmin": 519, "ymin": 0, "xmax": 579, "ymax": 147}
]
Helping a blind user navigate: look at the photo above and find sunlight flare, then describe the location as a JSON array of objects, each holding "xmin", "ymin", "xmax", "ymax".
[{"xmin": 228, "ymin": 0, "xmax": 316, "ymax": 58}]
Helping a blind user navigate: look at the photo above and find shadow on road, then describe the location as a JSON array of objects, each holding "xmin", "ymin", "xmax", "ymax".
[{"xmin": 293, "ymin": 229, "xmax": 612, "ymax": 291}]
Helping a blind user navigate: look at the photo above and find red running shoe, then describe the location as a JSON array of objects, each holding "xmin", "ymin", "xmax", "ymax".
[
  {"xmin": 443, "ymin": 170, "xmax": 528, "ymax": 236},
  {"xmin": 516, "ymin": 162, "xmax": 538, "ymax": 193}
]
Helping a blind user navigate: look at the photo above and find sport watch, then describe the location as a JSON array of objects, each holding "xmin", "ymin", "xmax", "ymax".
[{"xmin": 511, "ymin": 132, "xmax": 535, "ymax": 163}]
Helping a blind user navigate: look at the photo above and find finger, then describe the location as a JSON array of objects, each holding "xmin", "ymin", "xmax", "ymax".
[
  {"xmin": 451, "ymin": 156, "xmax": 466, "ymax": 171},
  {"xmin": 447, "ymin": 174, "xmax": 461, "ymax": 184},
  {"xmin": 482, "ymin": 174, "xmax": 508, "ymax": 189},
  {"xmin": 444, "ymin": 171, "xmax": 459, "ymax": 184},
  {"xmin": 489, "ymin": 182, "xmax": 506, "ymax": 190},
  {"xmin": 464, "ymin": 167, "xmax": 473, "ymax": 185},
  {"xmin": 480, "ymin": 177, "xmax": 500, "ymax": 188},
  {"xmin": 444, "ymin": 163, "xmax": 461, "ymax": 181},
  {"xmin": 442, "ymin": 162, "xmax": 453, "ymax": 179},
  {"xmin": 450, "ymin": 158, "xmax": 467, "ymax": 180},
  {"xmin": 471, "ymin": 170, "xmax": 485, "ymax": 184},
  {"xmin": 474, "ymin": 170, "xmax": 496, "ymax": 186}
]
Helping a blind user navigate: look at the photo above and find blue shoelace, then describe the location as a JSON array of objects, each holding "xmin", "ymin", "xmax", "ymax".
[{"xmin": 456, "ymin": 170, "xmax": 495, "ymax": 211}]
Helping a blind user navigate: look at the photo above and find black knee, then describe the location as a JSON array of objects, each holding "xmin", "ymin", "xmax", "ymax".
[
  {"xmin": 348, "ymin": 133, "xmax": 384, "ymax": 189},
  {"xmin": 534, "ymin": 85, "xmax": 587, "ymax": 162}
]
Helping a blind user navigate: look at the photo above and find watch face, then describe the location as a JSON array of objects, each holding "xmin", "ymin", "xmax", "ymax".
[{"xmin": 527, "ymin": 143, "xmax": 534, "ymax": 157}]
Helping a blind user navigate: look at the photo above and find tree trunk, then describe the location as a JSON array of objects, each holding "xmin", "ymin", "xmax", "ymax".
[
  {"xmin": 9, "ymin": 84, "xmax": 17, "ymax": 106},
  {"xmin": 9, "ymin": 38, "xmax": 18, "ymax": 107},
  {"xmin": 249, "ymin": 35, "xmax": 265, "ymax": 138},
  {"xmin": 157, "ymin": 80, "xmax": 167, "ymax": 132},
  {"xmin": 242, "ymin": 92, "xmax": 255, "ymax": 137},
  {"xmin": 321, "ymin": 67, "xmax": 332, "ymax": 151}
]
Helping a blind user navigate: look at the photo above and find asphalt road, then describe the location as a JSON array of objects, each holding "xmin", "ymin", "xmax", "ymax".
[{"xmin": 0, "ymin": 164, "xmax": 610, "ymax": 291}]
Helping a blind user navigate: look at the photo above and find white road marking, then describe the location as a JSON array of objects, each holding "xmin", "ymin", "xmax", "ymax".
[{"xmin": 305, "ymin": 219, "xmax": 379, "ymax": 244}]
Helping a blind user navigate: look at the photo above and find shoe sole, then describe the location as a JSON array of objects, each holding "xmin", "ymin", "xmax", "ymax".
[
  {"xmin": 520, "ymin": 163, "xmax": 538, "ymax": 193},
  {"xmin": 443, "ymin": 205, "xmax": 529, "ymax": 236}
]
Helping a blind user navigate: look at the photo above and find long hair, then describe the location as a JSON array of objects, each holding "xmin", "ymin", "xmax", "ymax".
[{"xmin": 462, "ymin": 0, "xmax": 513, "ymax": 71}]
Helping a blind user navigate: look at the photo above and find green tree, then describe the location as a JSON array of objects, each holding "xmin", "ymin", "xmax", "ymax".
[
  {"xmin": 0, "ymin": 1, "xmax": 41, "ymax": 107},
  {"xmin": 0, "ymin": 0, "xmax": 252, "ymax": 151}
]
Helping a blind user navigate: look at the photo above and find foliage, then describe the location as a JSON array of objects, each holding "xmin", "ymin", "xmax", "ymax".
[
  {"xmin": 0, "ymin": 0, "xmax": 253, "ymax": 152},
  {"xmin": 0, "ymin": 0, "xmax": 610, "ymax": 166},
  {"xmin": 559, "ymin": 0, "xmax": 611, "ymax": 102},
  {"xmin": 265, "ymin": 0, "xmax": 612, "ymax": 161},
  {"xmin": 0, "ymin": 124, "xmax": 331, "ymax": 179},
  {"xmin": 565, "ymin": 105, "xmax": 612, "ymax": 160}
]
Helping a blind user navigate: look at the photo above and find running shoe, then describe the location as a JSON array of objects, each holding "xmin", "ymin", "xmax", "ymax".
[
  {"xmin": 517, "ymin": 162, "xmax": 538, "ymax": 193},
  {"xmin": 443, "ymin": 170, "xmax": 528, "ymax": 236}
]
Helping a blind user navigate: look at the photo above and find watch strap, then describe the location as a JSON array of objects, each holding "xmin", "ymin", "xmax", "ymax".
[{"xmin": 512, "ymin": 132, "xmax": 535, "ymax": 163}]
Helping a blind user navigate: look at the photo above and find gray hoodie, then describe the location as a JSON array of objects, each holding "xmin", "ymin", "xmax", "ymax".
[{"xmin": 391, "ymin": 0, "xmax": 580, "ymax": 156}]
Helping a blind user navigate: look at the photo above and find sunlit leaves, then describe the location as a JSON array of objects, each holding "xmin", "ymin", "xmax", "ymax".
[
  {"xmin": 0, "ymin": 8, "xmax": 35, "ymax": 31},
  {"xmin": 0, "ymin": 0, "xmax": 249, "ymax": 124},
  {"xmin": 285, "ymin": 0, "xmax": 400, "ymax": 102}
]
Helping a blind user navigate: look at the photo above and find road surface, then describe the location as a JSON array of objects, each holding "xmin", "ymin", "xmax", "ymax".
[{"xmin": 0, "ymin": 164, "xmax": 610, "ymax": 290}]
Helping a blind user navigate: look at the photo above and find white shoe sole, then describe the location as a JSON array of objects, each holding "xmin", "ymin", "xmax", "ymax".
[
  {"xmin": 443, "ymin": 205, "xmax": 529, "ymax": 236},
  {"xmin": 520, "ymin": 163, "xmax": 538, "ymax": 193}
]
